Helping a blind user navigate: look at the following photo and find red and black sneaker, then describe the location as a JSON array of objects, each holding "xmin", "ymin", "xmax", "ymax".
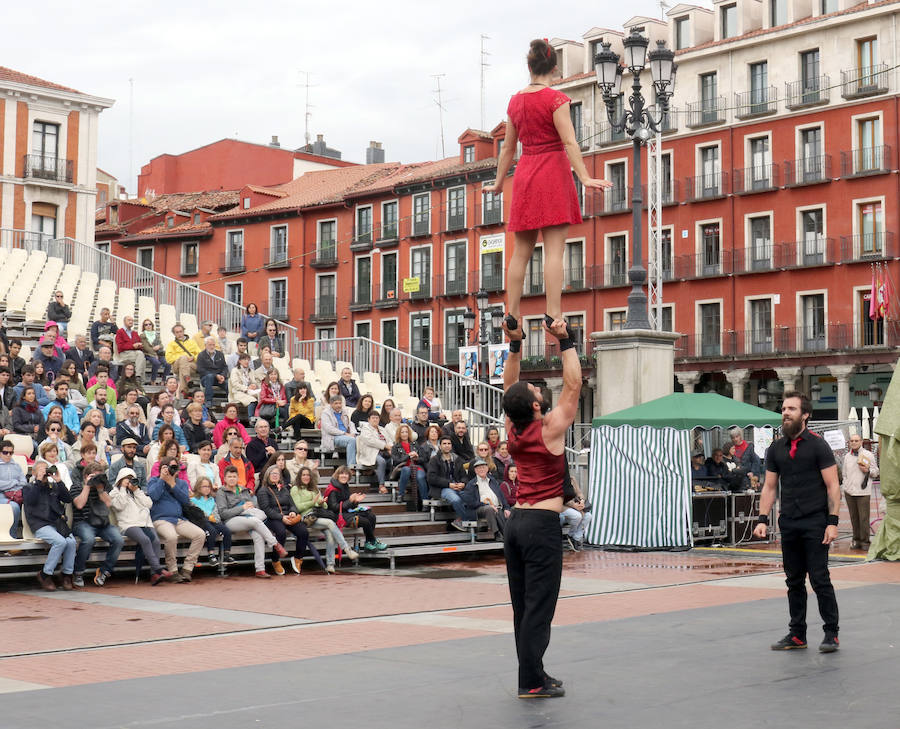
[
  {"xmin": 518, "ymin": 682, "xmax": 566, "ymax": 699},
  {"xmin": 819, "ymin": 633, "xmax": 840, "ymax": 653},
  {"xmin": 771, "ymin": 634, "xmax": 807, "ymax": 650}
]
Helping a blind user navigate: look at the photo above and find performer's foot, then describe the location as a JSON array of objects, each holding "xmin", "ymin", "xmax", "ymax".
[
  {"xmin": 770, "ymin": 633, "xmax": 807, "ymax": 650},
  {"xmin": 543, "ymin": 672, "xmax": 563, "ymax": 688},
  {"xmin": 518, "ymin": 682, "xmax": 566, "ymax": 699},
  {"xmin": 504, "ymin": 314, "xmax": 520, "ymax": 332},
  {"xmin": 543, "ymin": 314, "xmax": 572, "ymax": 338},
  {"xmin": 819, "ymin": 633, "xmax": 840, "ymax": 653}
]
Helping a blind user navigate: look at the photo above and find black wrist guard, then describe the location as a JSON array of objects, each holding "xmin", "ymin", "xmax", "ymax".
[
  {"xmin": 826, "ymin": 514, "xmax": 839, "ymax": 527},
  {"xmin": 558, "ymin": 338, "xmax": 575, "ymax": 352},
  {"xmin": 757, "ymin": 515, "xmax": 769, "ymax": 525},
  {"xmin": 508, "ymin": 340, "xmax": 522, "ymax": 353}
]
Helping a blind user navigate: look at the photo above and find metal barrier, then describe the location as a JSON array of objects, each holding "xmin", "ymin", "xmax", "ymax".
[{"xmin": 0, "ymin": 228, "xmax": 299, "ymax": 352}]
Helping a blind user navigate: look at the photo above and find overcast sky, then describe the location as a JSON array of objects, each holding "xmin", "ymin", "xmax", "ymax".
[{"xmin": 8, "ymin": 0, "xmax": 677, "ymax": 193}]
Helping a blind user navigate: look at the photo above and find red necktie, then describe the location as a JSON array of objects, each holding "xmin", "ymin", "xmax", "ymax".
[{"xmin": 789, "ymin": 438, "xmax": 800, "ymax": 458}]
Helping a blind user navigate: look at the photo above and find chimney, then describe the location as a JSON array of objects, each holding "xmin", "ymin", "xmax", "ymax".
[
  {"xmin": 270, "ymin": 135, "xmax": 280, "ymax": 147},
  {"xmin": 312, "ymin": 134, "xmax": 327, "ymax": 156},
  {"xmin": 366, "ymin": 141, "xmax": 385, "ymax": 164}
]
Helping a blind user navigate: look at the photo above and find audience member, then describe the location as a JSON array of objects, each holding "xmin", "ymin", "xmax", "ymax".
[
  {"xmin": 338, "ymin": 367, "xmax": 360, "ymax": 408},
  {"xmin": 319, "ymin": 381, "xmax": 342, "ymax": 410},
  {"xmin": 38, "ymin": 416, "xmax": 73, "ymax": 461},
  {"xmin": 842, "ymin": 433, "xmax": 879, "ymax": 551},
  {"xmin": 228, "ymin": 353, "xmax": 260, "ymax": 418},
  {"xmin": 257, "ymin": 319, "xmax": 285, "ymax": 359},
  {"xmin": 116, "ymin": 362, "xmax": 148, "ymax": 407},
  {"xmin": 425, "ymin": 436, "xmax": 468, "ymax": 528},
  {"xmin": 212, "ymin": 403, "xmax": 250, "ymax": 448},
  {"xmin": 34, "ymin": 339, "xmax": 64, "ymax": 378},
  {"xmin": 42, "ymin": 380, "xmax": 80, "ymax": 434},
  {"xmin": 214, "ymin": 426, "xmax": 240, "ymax": 461},
  {"xmin": 69, "ymin": 425, "xmax": 105, "ymax": 468},
  {"xmin": 71, "ymin": 464, "xmax": 123, "ymax": 587},
  {"xmin": 324, "ymin": 465, "xmax": 386, "ymax": 552},
  {"xmin": 25, "ymin": 460, "xmax": 76, "ymax": 591},
  {"xmin": 218, "ymin": 436, "xmax": 256, "ymax": 492},
  {"xmin": 469, "ymin": 442, "xmax": 501, "ymax": 480},
  {"xmin": 350, "ymin": 394, "xmax": 376, "ymax": 429},
  {"xmin": 67, "ymin": 335, "xmax": 94, "ymax": 379},
  {"xmin": 417, "ymin": 386, "xmax": 445, "ymax": 423},
  {"xmin": 183, "ymin": 402, "xmax": 213, "ymax": 453},
  {"xmin": 7, "ymin": 340, "xmax": 25, "ymax": 381},
  {"xmin": 164, "ymin": 323, "xmax": 199, "ymax": 397},
  {"xmin": 461, "ymin": 457, "xmax": 509, "ymax": 541},
  {"xmin": 115, "ymin": 388, "xmax": 144, "ymax": 424},
  {"xmin": 217, "ymin": 326, "xmax": 238, "ymax": 370},
  {"xmin": 320, "ymin": 396, "xmax": 358, "ymax": 470},
  {"xmin": 285, "ymin": 383, "xmax": 316, "ymax": 440},
  {"xmin": 559, "ymin": 476, "xmax": 592, "ymax": 551},
  {"xmin": 494, "ymin": 441, "xmax": 513, "ymax": 473},
  {"xmin": 449, "ymin": 420, "xmax": 474, "ymax": 461},
  {"xmin": 240, "ymin": 303, "xmax": 265, "ymax": 344},
  {"xmin": 246, "ymin": 418, "xmax": 277, "ymax": 473},
  {"xmin": 36, "ymin": 441, "xmax": 72, "ymax": 489},
  {"xmin": 410, "ymin": 406, "xmax": 432, "ymax": 441},
  {"xmin": 109, "ymin": 437, "xmax": 147, "ymax": 490},
  {"xmin": 441, "ymin": 409, "xmax": 465, "ymax": 437},
  {"xmin": 378, "ymin": 398, "xmax": 396, "ymax": 427},
  {"xmin": 114, "ymin": 315, "xmax": 147, "ymax": 380},
  {"xmin": 262, "ymin": 451, "xmax": 292, "ymax": 488},
  {"xmin": 140, "ymin": 319, "xmax": 169, "ymax": 383},
  {"xmin": 253, "ymin": 349, "xmax": 275, "ymax": 385},
  {"xmin": 14, "ymin": 365, "xmax": 48, "ymax": 406},
  {"xmin": 116, "ymin": 406, "xmax": 151, "ymax": 455},
  {"xmin": 9, "ymin": 381, "xmax": 38, "ymax": 442},
  {"xmin": 486, "ymin": 426, "xmax": 501, "ymax": 453},
  {"xmin": 383, "ymin": 408, "xmax": 413, "ymax": 444},
  {"xmin": 190, "ymin": 476, "xmax": 233, "ymax": 567},
  {"xmin": 728, "ymin": 427, "xmax": 764, "ymax": 489},
  {"xmin": 190, "ymin": 321, "xmax": 219, "ymax": 352},
  {"xmin": 42, "ymin": 321, "xmax": 69, "ymax": 353},
  {"xmin": 90, "ymin": 307, "xmax": 118, "ymax": 350},
  {"xmin": 33, "ymin": 360, "xmax": 52, "ymax": 390},
  {"xmin": 500, "ymin": 462, "xmax": 519, "ymax": 506},
  {"xmin": 88, "ymin": 345, "xmax": 118, "ymax": 381},
  {"xmin": 60, "ymin": 360, "xmax": 87, "ymax": 399},
  {"xmin": 357, "ymin": 410, "xmax": 391, "ymax": 494},
  {"xmin": 148, "ymin": 391, "xmax": 180, "ymax": 428},
  {"xmin": 147, "ymin": 454, "xmax": 205, "ymax": 582},
  {"xmin": 416, "ymin": 424, "xmax": 442, "ymax": 467},
  {"xmin": 152, "ymin": 404, "xmax": 188, "ymax": 450},
  {"xmin": 109, "ymin": 468, "xmax": 172, "ymax": 585},
  {"xmin": 290, "ymin": 466, "xmax": 358, "ymax": 572},
  {"xmin": 257, "ymin": 464, "xmax": 316, "ymax": 574},
  {"xmin": 197, "ymin": 336, "xmax": 228, "ymax": 402},
  {"xmin": 163, "ymin": 375, "xmax": 181, "ymax": 402},
  {"xmin": 88, "ymin": 387, "xmax": 116, "ymax": 429},
  {"xmin": 285, "ymin": 440, "xmax": 319, "ymax": 483},
  {"xmin": 258, "ymin": 369, "xmax": 289, "ymax": 427},
  {"xmin": 47, "ymin": 291, "xmax": 72, "ymax": 334},
  {"xmin": 391, "ymin": 423, "xmax": 428, "ymax": 506},
  {"xmin": 0, "ymin": 440, "xmax": 26, "ymax": 538},
  {"xmin": 187, "ymin": 441, "xmax": 222, "ymax": 490},
  {"xmin": 284, "ymin": 367, "xmax": 308, "ymax": 402},
  {"xmin": 147, "ymin": 424, "xmax": 175, "ymax": 466}
]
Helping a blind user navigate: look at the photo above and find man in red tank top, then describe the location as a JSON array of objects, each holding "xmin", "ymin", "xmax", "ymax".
[{"xmin": 501, "ymin": 317, "xmax": 581, "ymax": 699}]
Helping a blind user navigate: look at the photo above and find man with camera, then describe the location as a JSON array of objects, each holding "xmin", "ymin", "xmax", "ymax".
[
  {"xmin": 23, "ymin": 460, "xmax": 76, "ymax": 591},
  {"xmin": 71, "ymin": 462, "xmax": 123, "ymax": 587},
  {"xmin": 147, "ymin": 456, "xmax": 205, "ymax": 582}
]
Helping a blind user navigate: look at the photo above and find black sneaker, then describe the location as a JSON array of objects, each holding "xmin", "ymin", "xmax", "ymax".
[
  {"xmin": 819, "ymin": 633, "xmax": 840, "ymax": 653},
  {"xmin": 771, "ymin": 634, "xmax": 807, "ymax": 650},
  {"xmin": 207, "ymin": 553, "xmax": 219, "ymax": 567},
  {"xmin": 518, "ymin": 682, "xmax": 566, "ymax": 699},
  {"xmin": 223, "ymin": 552, "xmax": 237, "ymax": 565},
  {"xmin": 544, "ymin": 673, "xmax": 563, "ymax": 688}
]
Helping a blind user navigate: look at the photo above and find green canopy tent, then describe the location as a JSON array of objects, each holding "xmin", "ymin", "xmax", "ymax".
[
  {"xmin": 586, "ymin": 393, "xmax": 781, "ymax": 548},
  {"xmin": 870, "ymin": 365, "xmax": 900, "ymax": 561}
]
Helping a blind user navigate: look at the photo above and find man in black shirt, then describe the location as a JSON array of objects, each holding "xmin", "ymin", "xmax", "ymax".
[{"xmin": 754, "ymin": 390, "xmax": 841, "ymax": 653}]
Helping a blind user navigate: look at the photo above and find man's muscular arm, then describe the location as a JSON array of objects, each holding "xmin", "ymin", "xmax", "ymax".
[
  {"xmin": 502, "ymin": 321, "xmax": 522, "ymax": 393},
  {"xmin": 541, "ymin": 320, "xmax": 581, "ymax": 444}
]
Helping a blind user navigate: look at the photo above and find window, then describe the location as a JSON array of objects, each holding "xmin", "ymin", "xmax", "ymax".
[
  {"xmin": 481, "ymin": 249, "xmax": 503, "ymax": 291},
  {"xmin": 316, "ymin": 327, "xmax": 337, "ymax": 361},
  {"xmin": 859, "ymin": 290, "xmax": 884, "ymax": 346},
  {"xmin": 355, "ymin": 322, "xmax": 371, "ymax": 340},
  {"xmin": 801, "ymin": 208, "xmax": 825, "ymax": 264},
  {"xmin": 445, "ymin": 310, "xmax": 467, "ymax": 365},
  {"xmin": 227, "ymin": 231, "xmax": 244, "ymax": 269},
  {"xmin": 182, "ymin": 242, "xmax": 198, "ymax": 275},
  {"xmin": 608, "ymin": 162, "xmax": 627, "ymax": 211},
  {"xmin": 381, "ymin": 201, "xmax": 398, "ymax": 240},
  {"xmin": 721, "ymin": 3, "xmax": 737, "ymax": 38},
  {"xmin": 607, "ymin": 310, "xmax": 627, "ymax": 331},
  {"xmin": 225, "ymin": 282, "xmax": 242, "ymax": 329},
  {"xmin": 448, "ymin": 187, "xmax": 466, "ymax": 230},
  {"xmin": 381, "ymin": 252, "xmax": 398, "ymax": 299},
  {"xmin": 660, "ymin": 153, "xmax": 673, "ymax": 202},
  {"xmin": 800, "ymin": 50, "xmax": 821, "ymax": 103},
  {"xmin": 137, "ymin": 247, "xmax": 154, "ymax": 271},
  {"xmin": 410, "ymin": 247, "xmax": 432, "ymax": 297},
  {"xmin": 565, "ymin": 241, "xmax": 584, "ymax": 288},
  {"xmin": 700, "ymin": 73, "xmax": 718, "ymax": 121},
  {"xmin": 356, "ymin": 206, "xmax": 372, "ymax": 244},
  {"xmin": 749, "ymin": 299, "xmax": 773, "ymax": 353},
  {"xmin": 699, "ymin": 145, "xmax": 720, "ymax": 196},
  {"xmin": 749, "ymin": 216, "xmax": 772, "ymax": 270},
  {"xmin": 193, "ymin": 213, "xmax": 201, "ymax": 224},
  {"xmin": 857, "ymin": 37, "xmax": 878, "ymax": 78},
  {"xmin": 660, "ymin": 228, "xmax": 673, "ymax": 280},
  {"xmin": 525, "ymin": 246, "xmax": 544, "ymax": 295},
  {"xmin": 701, "ymin": 222, "xmax": 721, "ymax": 274},
  {"xmin": 749, "ymin": 136, "xmax": 770, "ymax": 188},
  {"xmin": 482, "ymin": 190, "xmax": 502, "ymax": 225},
  {"xmin": 749, "ymin": 62, "xmax": 768, "ymax": 112},
  {"xmin": 525, "ymin": 318, "xmax": 545, "ymax": 358},
  {"xmin": 382, "ymin": 319, "xmax": 398, "ymax": 351},
  {"xmin": 410, "ymin": 313, "xmax": 431, "ymax": 359},
  {"xmin": 269, "ymin": 279, "xmax": 288, "ymax": 319},
  {"xmin": 573, "ymin": 175, "xmax": 585, "ymax": 213},
  {"xmin": 96, "ymin": 242, "xmax": 110, "ymax": 280},
  {"xmin": 412, "ymin": 194, "xmax": 430, "ymax": 236},
  {"xmin": 570, "ymin": 103, "xmax": 583, "ymax": 145},
  {"xmin": 590, "ymin": 39, "xmax": 604, "ymax": 62},
  {"xmin": 608, "ymin": 235, "xmax": 627, "ymax": 285},
  {"xmin": 856, "ymin": 117, "xmax": 881, "ymax": 172},
  {"xmin": 700, "ymin": 302, "xmax": 721, "ymax": 356},
  {"xmin": 821, "ymin": 0, "xmax": 837, "ymax": 13},
  {"xmin": 166, "ymin": 216, "xmax": 175, "ymax": 229},
  {"xmin": 355, "ymin": 256, "xmax": 371, "ymax": 305},
  {"xmin": 317, "ymin": 220, "xmax": 336, "ymax": 260},
  {"xmin": 565, "ymin": 314, "xmax": 585, "ymax": 353},
  {"xmin": 674, "ymin": 16, "xmax": 689, "ymax": 50},
  {"xmin": 770, "ymin": 0, "xmax": 787, "ymax": 25},
  {"xmin": 30, "ymin": 205, "xmax": 56, "ymax": 242},
  {"xmin": 659, "ymin": 305, "xmax": 674, "ymax": 332},
  {"xmin": 270, "ymin": 225, "xmax": 288, "ymax": 264},
  {"xmin": 317, "ymin": 275, "xmax": 335, "ymax": 317},
  {"xmin": 858, "ymin": 201, "xmax": 884, "ymax": 256},
  {"xmin": 32, "ymin": 121, "xmax": 59, "ymax": 160},
  {"xmin": 799, "ymin": 127, "xmax": 823, "ymax": 181},
  {"xmin": 445, "ymin": 241, "xmax": 467, "ymax": 295},
  {"xmin": 801, "ymin": 293, "xmax": 826, "ymax": 350},
  {"xmin": 463, "ymin": 145, "xmax": 475, "ymax": 163},
  {"xmin": 243, "ymin": 197, "xmax": 250, "ymax": 209}
]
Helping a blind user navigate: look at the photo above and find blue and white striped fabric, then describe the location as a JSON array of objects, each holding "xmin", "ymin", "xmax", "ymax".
[{"xmin": 586, "ymin": 425, "xmax": 693, "ymax": 548}]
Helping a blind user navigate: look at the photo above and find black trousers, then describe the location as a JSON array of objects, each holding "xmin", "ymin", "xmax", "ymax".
[
  {"xmin": 347, "ymin": 511, "xmax": 377, "ymax": 543},
  {"xmin": 285, "ymin": 414, "xmax": 315, "ymax": 439},
  {"xmin": 779, "ymin": 512, "xmax": 839, "ymax": 637},
  {"xmin": 504, "ymin": 508, "xmax": 563, "ymax": 689},
  {"xmin": 203, "ymin": 519, "xmax": 232, "ymax": 552},
  {"xmin": 265, "ymin": 518, "xmax": 309, "ymax": 559}
]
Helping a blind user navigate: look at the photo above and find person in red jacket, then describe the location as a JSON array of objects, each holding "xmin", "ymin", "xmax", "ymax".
[
  {"xmin": 218, "ymin": 436, "xmax": 256, "ymax": 492},
  {"xmin": 115, "ymin": 316, "xmax": 147, "ymax": 381},
  {"xmin": 212, "ymin": 403, "xmax": 250, "ymax": 448}
]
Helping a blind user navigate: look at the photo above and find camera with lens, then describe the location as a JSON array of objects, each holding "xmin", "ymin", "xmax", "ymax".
[
  {"xmin": 90, "ymin": 473, "xmax": 110, "ymax": 489},
  {"xmin": 46, "ymin": 465, "xmax": 58, "ymax": 476},
  {"xmin": 166, "ymin": 464, "xmax": 180, "ymax": 477}
]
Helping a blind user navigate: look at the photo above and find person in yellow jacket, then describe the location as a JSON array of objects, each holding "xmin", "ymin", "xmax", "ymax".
[{"xmin": 164, "ymin": 323, "xmax": 200, "ymax": 398}]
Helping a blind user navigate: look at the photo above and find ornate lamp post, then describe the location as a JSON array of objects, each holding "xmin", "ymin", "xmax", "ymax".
[
  {"xmin": 464, "ymin": 289, "xmax": 503, "ymax": 411},
  {"xmin": 595, "ymin": 28, "xmax": 676, "ymax": 329}
]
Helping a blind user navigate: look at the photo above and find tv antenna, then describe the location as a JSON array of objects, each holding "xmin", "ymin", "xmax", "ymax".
[
  {"xmin": 480, "ymin": 34, "xmax": 491, "ymax": 129},
  {"xmin": 298, "ymin": 71, "xmax": 319, "ymax": 148},
  {"xmin": 432, "ymin": 73, "xmax": 447, "ymax": 157},
  {"xmin": 659, "ymin": 0, "xmax": 671, "ymax": 18}
]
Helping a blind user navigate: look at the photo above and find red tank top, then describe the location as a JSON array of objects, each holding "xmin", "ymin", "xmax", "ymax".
[{"xmin": 507, "ymin": 419, "xmax": 565, "ymax": 504}]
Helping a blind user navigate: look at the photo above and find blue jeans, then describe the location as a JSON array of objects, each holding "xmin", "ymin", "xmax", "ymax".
[
  {"xmin": 147, "ymin": 355, "xmax": 170, "ymax": 382},
  {"xmin": 201, "ymin": 373, "xmax": 224, "ymax": 402},
  {"xmin": 398, "ymin": 466, "xmax": 428, "ymax": 501},
  {"xmin": 34, "ymin": 525, "xmax": 76, "ymax": 575},
  {"xmin": 374, "ymin": 453, "xmax": 389, "ymax": 485},
  {"xmin": 73, "ymin": 521, "xmax": 125, "ymax": 575},
  {"xmin": 332, "ymin": 435, "xmax": 357, "ymax": 467},
  {"xmin": 441, "ymin": 487, "xmax": 467, "ymax": 520},
  {"xmin": 0, "ymin": 493, "xmax": 21, "ymax": 536}
]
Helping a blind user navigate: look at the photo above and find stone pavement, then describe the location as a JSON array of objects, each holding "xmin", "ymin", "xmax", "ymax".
[{"xmin": 1, "ymin": 548, "xmax": 898, "ymax": 728}]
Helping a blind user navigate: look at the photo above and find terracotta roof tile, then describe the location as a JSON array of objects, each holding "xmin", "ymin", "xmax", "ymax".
[
  {"xmin": 244, "ymin": 184, "xmax": 288, "ymax": 197},
  {"xmin": 94, "ymin": 222, "xmax": 126, "ymax": 234},
  {"xmin": 139, "ymin": 190, "xmax": 240, "ymax": 212},
  {"xmin": 119, "ymin": 221, "xmax": 214, "ymax": 242},
  {"xmin": 0, "ymin": 66, "xmax": 81, "ymax": 94}
]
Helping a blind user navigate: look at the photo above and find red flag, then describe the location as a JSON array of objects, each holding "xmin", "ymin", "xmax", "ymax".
[
  {"xmin": 881, "ymin": 264, "xmax": 894, "ymax": 320},
  {"xmin": 869, "ymin": 265, "xmax": 880, "ymax": 320}
]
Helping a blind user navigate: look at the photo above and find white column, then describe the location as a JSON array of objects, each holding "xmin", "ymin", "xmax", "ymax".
[
  {"xmin": 773, "ymin": 366, "xmax": 802, "ymax": 394},
  {"xmin": 828, "ymin": 364, "xmax": 856, "ymax": 420},
  {"xmin": 675, "ymin": 370, "xmax": 702, "ymax": 393},
  {"xmin": 544, "ymin": 376, "xmax": 564, "ymax": 408},
  {"xmin": 725, "ymin": 368, "xmax": 751, "ymax": 403}
]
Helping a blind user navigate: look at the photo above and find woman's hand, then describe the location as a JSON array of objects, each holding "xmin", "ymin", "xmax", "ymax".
[
  {"xmin": 482, "ymin": 181, "xmax": 503, "ymax": 194},
  {"xmin": 582, "ymin": 177, "xmax": 613, "ymax": 189}
]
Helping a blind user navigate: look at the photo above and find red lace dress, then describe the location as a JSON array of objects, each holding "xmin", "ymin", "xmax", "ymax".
[{"xmin": 506, "ymin": 88, "xmax": 582, "ymax": 232}]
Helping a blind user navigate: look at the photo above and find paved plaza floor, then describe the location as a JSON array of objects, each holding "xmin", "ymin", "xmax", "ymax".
[{"xmin": 1, "ymin": 546, "xmax": 897, "ymax": 729}]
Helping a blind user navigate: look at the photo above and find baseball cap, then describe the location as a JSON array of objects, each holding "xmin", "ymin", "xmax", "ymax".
[
  {"xmin": 472, "ymin": 457, "xmax": 487, "ymax": 467},
  {"xmin": 120, "ymin": 438, "xmax": 139, "ymax": 446}
]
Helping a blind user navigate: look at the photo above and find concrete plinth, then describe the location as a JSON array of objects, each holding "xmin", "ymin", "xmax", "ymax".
[{"xmin": 591, "ymin": 329, "xmax": 681, "ymax": 417}]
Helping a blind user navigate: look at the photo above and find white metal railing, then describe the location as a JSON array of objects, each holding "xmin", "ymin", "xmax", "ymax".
[{"xmin": 0, "ymin": 228, "xmax": 299, "ymax": 353}]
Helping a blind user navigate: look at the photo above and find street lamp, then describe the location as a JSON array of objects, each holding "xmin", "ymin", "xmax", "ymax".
[
  {"xmin": 464, "ymin": 288, "xmax": 502, "ymax": 382},
  {"xmin": 595, "ymin": 29, "xmax": 676, "ymax": 329}
]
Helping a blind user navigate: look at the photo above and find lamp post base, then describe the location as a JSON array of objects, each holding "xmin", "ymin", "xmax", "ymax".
[{"xmin": 624, "ymin": 265, "xmax": 651, "ymax": 330}]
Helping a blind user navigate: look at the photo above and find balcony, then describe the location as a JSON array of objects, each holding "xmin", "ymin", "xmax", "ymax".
[
  {"xmin": 350, "ymin": 229, "xmax": 373, "ymax": 252},
  {"xmin": 599, "ymin": 186, "xmax": 630, "ymax": 215},
  {"xmin": 685, "ymin": 172, "xmax": 728, "ymax": 202},
  {"xmin": 785, "ymin": 76, "xmax": 830, "ymax": 109},
  {"xmin": 377, "ymin": 223, "xmax": 400, "ymax": 247},
  {"xmin": 311, "ymin": 245, "xmax": 338, "ymax": 268},
  {"xmin": 219, "ymin": 253, "xmax": 245, "ymax": 274},
  {"xmin": 671, "ymin": 252, "xmax": 734, "ymax": 280},
  {"xmin": 411, "ymin": 215, "xmax": 431, "ymax": 238},
  {"xmin": 597, "ymin": 123, "xmax": 627, "ymax": 146},
  {"xmin": 563, "ymin": 266, "xmax": 587, "ymax": 291},
  {"xmin": 685, "ymin": 97, "xmax": 726, "ymax": 128},
  {"xmin": 444, "ymin": 212, "xmax": 467, "ymax": 233},
  {"xmin": 263, "ymin": 246, "xmax": 290, "ymax": 269},
  {"xmin": 348, "ymin": 285, "xmax": 372, "ymax": 311},
  {"xmin": 523, "ymin": 272, "xmax": 545, "ymax": 297},
  {"xmin": 521, "ymin": 338, "xmax": 589, "ymax": 370},
  {"xmin": 732, "ymin": 164, "xmax": 780, "ymax": 195},
  {"xmin": 783, "ymin": 155, "xmax": 832, "ymax": 187},
  {"xmin": 604, "ymin": 261, "xmax": 629, "ymax": 287},
  {"xmin": 839, "ymin": 231, "xmax": 896, "ymax": 261},
  {"xmin": 476, "ymin": 202, "xmax": 503, "ymax": 227},
  {"xmin": 23, "ymin": 154, "xmax": 73, "ymax": 184},
  {"xmin": 734, "ymin": 88, "xmax": 777, "ymax": 119},
  {"xmin": 436, "ymin": 273, "xmax": 468, "ymax": 297},
  {"xmin": 478, "ymin": 270, "xmax": 504, "ymax": 293},
  {"xmin": 406, "ymin": 276, "xmax": 433, "ymax": 301},
  {"xmin": 308, "ymin": 295, "xmax": 336, "ymax": 324},
  {"xmin": 841, "ymin": 63, "xmax": 889, "ymax": 100},
  {"xmin": 840, "ymin": 145, "xmax": 892, "ymax": 178},
  {"xmin": 374, "ymin": 282, "xmax": 400, "ymax": 308},
  {"xmin": 659, "ymin": 107, "xmax": 679, "ymax": 134},
  {"xmin": 575, "ymin": 122, "xmax": 593, "ymax": 151}
]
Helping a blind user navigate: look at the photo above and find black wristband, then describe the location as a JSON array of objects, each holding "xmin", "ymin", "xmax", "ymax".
[
  {"xmin": 827, "ymin": 514, "xmax": 839, "ymax": 527},
  {"xmin": 757, "ymin": 515, "xmax": 769, "ymax": 525},
  {"xmin": 558, "ymin": 338, "xmax": 575, "ymax": 352},
  {"xmin": 508, "ymin": 340, "xmax": 521, "ymax": 354}
]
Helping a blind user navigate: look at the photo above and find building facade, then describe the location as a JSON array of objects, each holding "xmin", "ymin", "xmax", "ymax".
[{"xmin": 1, "ymin": 66, "xmax": 113, "ymax": 245}]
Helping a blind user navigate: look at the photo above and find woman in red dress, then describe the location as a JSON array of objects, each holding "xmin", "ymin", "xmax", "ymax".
[{"xmin": 485, "ymin": 39, "xmax": 610, "ymax": 330}]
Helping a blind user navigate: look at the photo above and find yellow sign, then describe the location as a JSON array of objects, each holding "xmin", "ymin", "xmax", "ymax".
[
  {"xmin": 480, "ymin": 233, "xmax": 505, "ymax": 254},
  {"xmin": 402, "ymin": 276, "xmax": 421, "ymax": 293}
]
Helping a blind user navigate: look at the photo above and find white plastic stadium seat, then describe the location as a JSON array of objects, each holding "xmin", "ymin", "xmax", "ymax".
[
  {"xmin": 115, "ymin": 288, "xmax": 136, "ymax": 327},
  {"xmin": 137, "ymin": 296, "xmax": 156, "ymax": 329},
  {"xmin": 392, "ymin": 382, "xmax": 411, "ymax": 401},
  {"xmin": 6, "ymin": 434, "xmax": 34, "ymax": 457},
  {"xmin": 158, "ymin": 305, "xmax": 177, "ymax": 346}
]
